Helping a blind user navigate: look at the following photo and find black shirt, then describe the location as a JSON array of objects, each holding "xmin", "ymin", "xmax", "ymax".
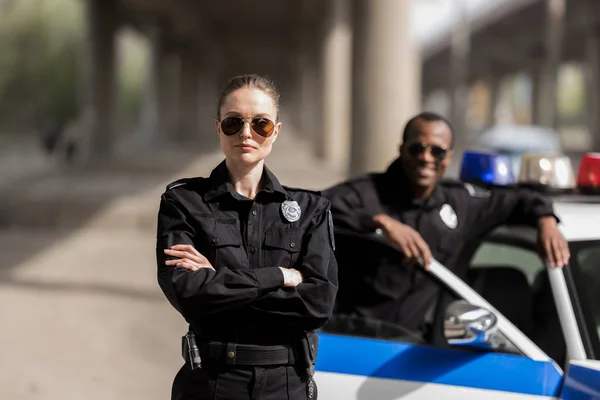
[
  {"xmin": 156, "ymin": 160, "xmax": 338, "ymax": 345},
  {"xmin": 322, "ymin": 157, "xmax": 556, "ymax": 331}
]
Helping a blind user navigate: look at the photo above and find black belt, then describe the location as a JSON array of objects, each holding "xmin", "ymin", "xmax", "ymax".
[{"xmin": 192, "ymin": 341, "xmax": 296, "ymax": 367}]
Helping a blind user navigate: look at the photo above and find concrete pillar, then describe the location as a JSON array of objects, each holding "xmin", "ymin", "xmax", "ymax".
[
  {"xmin": 83, "ymin": 0, "xmax": 118, "ymax": 161},
  {"xmin": 584, "ymin": 4, "xmax": 600, "ymax": 150},
  {"xmin": 197, "ymin": 56, "xmax": 221, "ymax": 153},
  {"xmin": 350, "ymin": 0, "xmax": 420, "ymax": 176},
  {"xmin": 486, "ymin": 76, "xmax": 500, "ymax": 126},
  {"xmin": 178, "ymin": 48, "xmax": 200, "ymax": 143},
  {"xmin": 140, "ymin": 26, "xmax": 180, "ymax": 145},
  {"xmin": 534, "ymin": 0, "xmax": 565, "ymax": 129},
  {"xmin": 320, "ymin": 0, "xmax": 352, "ymax": 172},
  {"xmin": 448, "ymin": 1, "xmax": 470, "ymax": 151},
  {"xmin": 297, "ymin": 45, "xmax": 322, "ymax": 149},
  {"xmin": 140, "ymin": 25, "xmax": 165, "ymax": 145}
]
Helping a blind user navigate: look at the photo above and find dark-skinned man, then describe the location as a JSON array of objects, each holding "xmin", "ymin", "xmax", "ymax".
[{"xmin": 322, "ymin": 111, "xmax": 570, "ymax": 341}]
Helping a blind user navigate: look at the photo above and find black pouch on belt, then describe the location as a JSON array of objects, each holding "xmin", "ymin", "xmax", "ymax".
[{"xmin": 295, "ymin": 331, "xmax": 319, "ymax": 398}]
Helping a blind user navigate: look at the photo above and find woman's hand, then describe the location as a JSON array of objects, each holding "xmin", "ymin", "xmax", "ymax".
[
  {"xmin": 164, "ymin": 244, "xmax": 215, "ymax": 272},
  {"xmin": 279, "ymin": 267, "xmax": 303, "ymax": 287}
]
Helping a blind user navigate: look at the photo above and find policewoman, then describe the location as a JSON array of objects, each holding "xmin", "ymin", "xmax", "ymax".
[{"xmin": 156, "ymin": 74, "xmax": 338, "ymax": 400}]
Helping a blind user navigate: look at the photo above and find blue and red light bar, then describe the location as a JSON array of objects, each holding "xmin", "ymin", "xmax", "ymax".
[{"xmin": 459, "ymin": 150, "xmax": 515, "ymax": 187}]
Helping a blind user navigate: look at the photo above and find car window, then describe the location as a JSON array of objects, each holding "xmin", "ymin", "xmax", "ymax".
[
  {"xmin": 575, "ymin": 246, "xmax": 600, "ymax": 343},
  {"xmin": 467, "ymin": 240, "xmax": 566, "ymax": 364},
  {"xmin": 470, "ymin": 242, "xmax": 544, "ymax": 284}
]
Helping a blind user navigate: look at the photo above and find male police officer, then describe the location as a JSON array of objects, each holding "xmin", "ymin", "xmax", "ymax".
[{"xmin": 322, "ymin": 111, "xmax": 569, "ymax": 337}]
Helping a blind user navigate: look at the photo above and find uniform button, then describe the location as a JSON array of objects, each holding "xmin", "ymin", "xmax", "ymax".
[
  {"xmin": 252, "ymin": 210, "xmax": 257, "ymax": 216},
  {"xmin": 290, "ymin": 242, "xmax": 296, "ymax": 248},
  {"xmin": 211, "ymin": 238, "xmax": 218, "ymax": 244},
  {"xmin": 227, "ymin": 351, "xmax": 235, "ymax": 359},
  {"xmin": 249, "ymin": 246, "xmax": 256, "ymax": 253}
]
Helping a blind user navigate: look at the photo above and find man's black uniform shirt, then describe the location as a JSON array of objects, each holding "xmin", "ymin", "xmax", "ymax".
[
  {"xmin": 156, "ymin": 161, "xmax": 338, "ymax": 345},
  {"xmin": 323, "ymin": 157, "xmax": 556, "ymax": 332}
]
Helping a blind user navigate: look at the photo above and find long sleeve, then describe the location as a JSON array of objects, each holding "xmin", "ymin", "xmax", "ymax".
[
  {"xmin": 248, "ymin": 205, "xmax": 339, "ymax": 331},
  {"xmin": 323, "ymin": 180, "xmax": 381, "ymax": 233},
  {"xmin": 464, "ymin": 186, "xmax": 557, "ymax": 241},
  {"xmin": 156, "ymin": 194, "xmax": 284, "ymax": 320}
]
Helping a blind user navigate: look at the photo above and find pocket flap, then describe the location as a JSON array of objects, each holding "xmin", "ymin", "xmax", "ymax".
[
  {"xmin": 206, "ymin": 222, "xmax": 243, "ymax": 247},
  {"xmin": 264, "ymin": 228, "xmax": 301, "ymax": 253}
]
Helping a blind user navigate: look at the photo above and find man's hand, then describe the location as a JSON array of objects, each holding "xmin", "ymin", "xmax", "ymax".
[
  {"xmin": 279, "ymin": 267, "xmax": 303, "ymax": 287},
  {"xmin": 164, "ymin": 244, "xmax": 216, "ymax": 272},
  {"xmin": 537, "ymin": 216, "xmax": 570, "ymax": 268},
  {"xmin": 373, "ymin": 213, "xmax": 433, "ymax": 268}
]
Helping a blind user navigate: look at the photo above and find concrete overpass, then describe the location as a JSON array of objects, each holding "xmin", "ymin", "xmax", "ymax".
[
  {"xmin": 81, "ymin": 0, "xmax": 421, "ymax": 178},
  {"xmin": 420, "ymin": 0, "xmax": 600, "ymax": 151}
]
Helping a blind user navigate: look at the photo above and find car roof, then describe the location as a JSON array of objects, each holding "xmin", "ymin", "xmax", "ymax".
[
  {"xmin": 486, "ymin": 196, "xmax": 600, "ymax": 243},
  {"xmin": 554, "ymin": 199, "xmax": 600, "ymax": 242}
]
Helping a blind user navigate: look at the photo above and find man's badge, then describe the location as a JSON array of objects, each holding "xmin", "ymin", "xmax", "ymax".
[
  {"xmin": 281, "ymin": 200, "xmax": 301, "ymax": 223},
  {"xmin": 439, "ymin": 203, "xmax": 458, "ymax": 229}
]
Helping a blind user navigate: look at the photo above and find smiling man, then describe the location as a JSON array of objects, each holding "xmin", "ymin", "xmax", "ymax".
[{"xmin": 322, "ymin": 111, "xmax": 569, "ymax": 337}]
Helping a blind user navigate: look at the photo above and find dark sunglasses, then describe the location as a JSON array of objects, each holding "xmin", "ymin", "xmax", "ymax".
[
  {"xmin": 406, "ymin": 141, "xmax": 448, "ymax": 161},
  {"xmin": 219, "ymin": 116, "xmax": 276, "ymax": 138}
]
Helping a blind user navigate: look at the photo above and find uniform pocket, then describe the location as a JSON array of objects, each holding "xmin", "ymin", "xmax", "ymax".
[
  {"xmin": 197, "ymin": 218, "xmax": 243, "ymax": 269},
  {"xmin": 263, "ymin": 228, "xmax": 301, "ymax": 269}
]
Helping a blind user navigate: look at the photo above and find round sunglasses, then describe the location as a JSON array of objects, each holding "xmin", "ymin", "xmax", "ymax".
[
  {"xmin": 405, "ymin": 141, "xmax": 448, "ymax": 162},
  {"xmin": 219, "ymin": 116, "xmax": 276, "ymax": 138}
]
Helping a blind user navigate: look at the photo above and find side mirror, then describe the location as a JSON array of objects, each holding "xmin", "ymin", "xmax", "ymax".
[{"xmin": 444, "ymin": 300, "xmax": 499, "ymax": 351}]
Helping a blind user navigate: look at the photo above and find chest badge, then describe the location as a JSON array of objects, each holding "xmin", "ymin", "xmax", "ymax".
[
  {"xmin": 281, "ymin": 200, "xmax": 301, "ymax": 223},
  {"xmin": 439, "ymin": 203, "xmax": 458, "ymax": 229}
]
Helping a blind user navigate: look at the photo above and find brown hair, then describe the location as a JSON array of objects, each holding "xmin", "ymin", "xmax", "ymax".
[{"xmin": 216, "ymin": 74, "xmax": 280, "ymax": 120}]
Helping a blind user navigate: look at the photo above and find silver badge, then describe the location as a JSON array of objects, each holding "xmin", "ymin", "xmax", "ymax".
[
  {"xmin": 439, "ymin": 204, "xmax": 458, "ymax": 229},
  {"xmin": 281, "ymin": 200, "xmax": 301, "ymax": 223}
]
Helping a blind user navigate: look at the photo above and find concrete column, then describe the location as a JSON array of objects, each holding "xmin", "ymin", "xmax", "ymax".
[
  {"xmin": 350, "ymin": 0, "xmax": 420, "ymax": 176},
  {"xmin": 486, "ymin": 76, "xmax": 500, "ymax": 126},
  {"xmin": 448, "ymin": 1, "xmax": 470, "ymax": 151},
  {"xmin": 534, "ymin": 0, "xmax": 565, "ymax": 129},
  {"xmin": 140, "ymin": 25, "xmax": 165, "ymax": 145},
  {"xmin": 320, "ymin": 0, "xmax": 352, "ymax": 172},
  {"xmin": 83, "ymin": 0, "xmax": 118, "ymax": 161},
  {"xmin": 584, "ymin": 5, "xmax": 600, "ymax": 150},
  {"xmin": 197, "ymin": 56, "xmax": 221, "ymax": 153},
  {"xmin": 297, "ymin": 45, "xmax": 322, "ymax": 149},
  {"xmin": 140, "ymin": 26, "xmax": 181, "ymax": 145},
  {"xmin": 178, "ymin": 48, "xmax": 200, "ymax": 143}
]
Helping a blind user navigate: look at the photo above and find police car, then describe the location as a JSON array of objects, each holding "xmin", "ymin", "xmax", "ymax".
[{"xmin": 315, "ymin": 151, "xmax": 600, "ymax": 399}]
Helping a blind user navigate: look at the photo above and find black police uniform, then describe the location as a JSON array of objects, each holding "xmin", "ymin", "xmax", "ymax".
[
  {"xmin": 156, "ymin": 160, "xmax": 338, "ymax": 400},
  {"xmin": 322, "ymin": 157, "xmax": 556, "ymax": 335}
]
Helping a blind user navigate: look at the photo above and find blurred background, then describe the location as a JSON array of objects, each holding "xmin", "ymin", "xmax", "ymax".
[{"xmin": 0, "ymin": 0, "xmax": 598, "ymax": 398}]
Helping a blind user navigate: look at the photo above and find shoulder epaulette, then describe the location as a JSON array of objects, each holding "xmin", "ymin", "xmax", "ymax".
[
  {"xmin": 462, "ymin": 182, "xmax": 492, "ymax": 198},
  {"xmin": 282, "ymin": 185, "xmax": 322, "ymax": 196},
  {"xmin": 165, "ymin": 177, "xmax": 203, "ymax": 192},
  {"xmin": 440, "ymin": 179, "xmax": 491, "ymax": 198}
]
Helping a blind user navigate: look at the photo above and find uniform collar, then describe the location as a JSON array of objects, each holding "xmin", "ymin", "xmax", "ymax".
[
  {"xmin": 384, "ymin": 157, "xmax": 446, "ymax": 210},
  {"xmin": 204, "ymin": 160, "xmax": 290, "ymax": 202}
]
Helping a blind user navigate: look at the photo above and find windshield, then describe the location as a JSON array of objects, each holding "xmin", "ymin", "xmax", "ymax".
[{"xmin": 569, "ymin": 241, "xmax": 600, "ymax": 356}]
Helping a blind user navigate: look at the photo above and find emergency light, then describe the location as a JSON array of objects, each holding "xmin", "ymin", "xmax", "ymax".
[
  {"xmin": 459, "ymin": 150, "xmax": 515, "ymax": 186},
  {"xmin": 577, "ymin": 152, "xmax": 600, "ymax": 193},
  {"xmin": 517, "ymin": 153, "xmax": 575, "ymax": 192}
]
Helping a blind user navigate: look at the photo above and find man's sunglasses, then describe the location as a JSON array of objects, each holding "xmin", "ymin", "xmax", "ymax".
[
  {"xmin": 219, "ymin": 116, "xmax": 276, "ymax": 138},
  {"xmin": 405, "ymin": 141, "xmax": 448, "ymax": 161}
]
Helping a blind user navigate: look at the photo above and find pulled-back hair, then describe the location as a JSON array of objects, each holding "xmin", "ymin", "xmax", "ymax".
[{"xmin": 216, "ymin": 74, "xmax": 280, "ymax": 120}]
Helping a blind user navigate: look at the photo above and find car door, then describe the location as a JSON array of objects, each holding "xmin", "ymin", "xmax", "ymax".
[
  {"xmin": 560, "ymin": 360, "xmax": 600, "ymax": 399},
  {"xmin": 314, "ymin": 230, "xmax": 563, "ymax": 399}
]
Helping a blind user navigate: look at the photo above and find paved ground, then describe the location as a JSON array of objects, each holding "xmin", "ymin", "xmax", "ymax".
[{"xmin": 0, "ymin": 133, "xmax": 346, "ymax": 400}]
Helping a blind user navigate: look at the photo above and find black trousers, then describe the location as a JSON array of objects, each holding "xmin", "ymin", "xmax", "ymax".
[{"xmin": 171, "ymin": 363, "xmax": 316, "ymax": 400}]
